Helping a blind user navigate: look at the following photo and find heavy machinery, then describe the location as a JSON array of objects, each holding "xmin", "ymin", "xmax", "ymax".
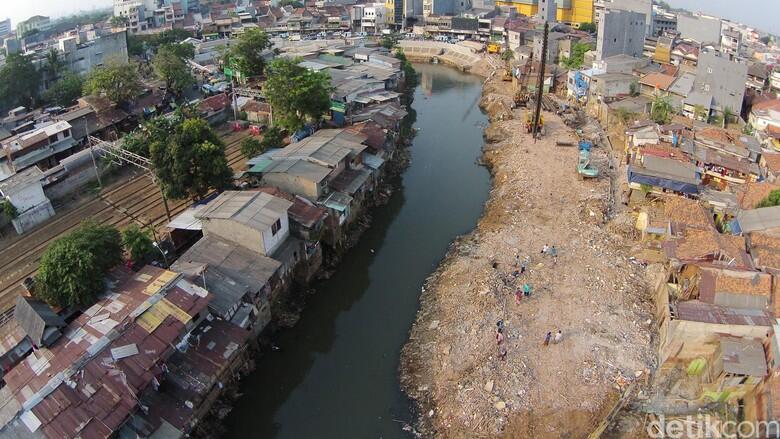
[
  {"xmin": 487, "ymin": 42, "xmax": 501, "ymax": 54},
  {"xmin": 525, "ymin": 112, "xmax": 544, "ymax": 134},
  {"xmin": 577, "ymin": 140, "xmax": 599, "ymax": 178},
  {"xmin": 529, "ymin": 22, "xmax": 549, "ymax": 140},
  {"xmin": 513, "ymin": 52, "xmax": 534, "ymax": 107}
]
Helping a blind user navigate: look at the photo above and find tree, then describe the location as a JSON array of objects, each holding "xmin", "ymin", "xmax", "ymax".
[
  {"xmin": 613, "ymin": 108, "xmax": 639, "ymax": 127},
  {"xmin": 578, "ymin": 22, "xmax": 597, "ymax": 33},
  {"xmin": 2, "ymin": 200, "xmax": 18, "ymax": 219},
  {"xmin": 693, "ymin": 104, "xmax": 708, "ymax": 121},
  {"xmin": 44, "ymin": 49, "xmax": 63, "ymax": 79},
  {"xmin": 561, "ymin": 42, "xmax": 592, "ymax": 69},
  {"xmin": 226, "ymin": 28, "xmax": 272, "ymax": 78},
  {"xmin": 0, "ymin": 53, "xmax": 41, "ymax": 112},
  {"xmin": 629, "ymin": 82, "xmax": 639, "ymax": 97},
  {"xmin": 395, "ymin": 50, "xmax": 417, "ymax": 88},
  {"xmin": 153, "ymin": 44, "xmax": 195, "ymax": 98},
  {"xmin": 83, "ymin": 60, "xmax": 142, "ymax": 106},
  {"xmin": 240, "ymin": 137, "xmax": 265, "ymax": 159},
  {"xmin": 501, "ymin": 49, "xmax": 515, "ymax": 62},
  {"xmin": 109, "ymin": 15, "xmax": 129, "ymax": 28},
  {"xmin": 722, "ymin": 106, "xmax": 734, "ymax": 129},
  {"xmin": 381, "ymin": 34, "xmax": 400, "ymax": 50},
  {"xmin": 42, "ymin": 71, "xmax": 84, "ymax": 107},
  {"xmin": 150, "ymin": 118, "xmax": 233, "ymax": 200},
  {"xmin": 263, "ymin": 57, "xmax": 332, "ymax": 131},
  {"xmin": 757, "ymin": 189, "xmax": 780, "ymax": 208},
  {"xmin": 121, "ymin": 224, "xmax": 155, "ymax": 264},
  {"xmin": 123, "ymin": 107, "xmax": 197, "ymax": 157},
  {"xmin": 260, "ymin": 126, "xmax": 285, "ymax": 149},
  {"xmin": 650, "ymin": 95, "xmax": 674, "ymax": 124},
  {"xmin": 36, "ymin": 222, "xmax": 122, "ymax": 308}
]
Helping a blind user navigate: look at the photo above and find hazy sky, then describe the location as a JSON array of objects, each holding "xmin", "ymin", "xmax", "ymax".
[
  {"xmin": 669, "ymin": 0, "xmax": 778, "ymax": 34},
  {"xmin": 2, "ymin": 0, "xmax": 778, "ymax": 35}
]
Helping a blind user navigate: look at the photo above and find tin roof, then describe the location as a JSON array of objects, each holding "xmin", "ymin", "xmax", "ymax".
[
  {"xmin": 197, "ymin": 191, "xmax": 292, "ymax": 233},
  {"xmin": 718, "ymin": 336, "xmax": 767, "ymax": 377},
  {"xmin": 737, "ymin": 206, "xmax": 780, "ymax": 234},
  {"xmin": 674, "ymin": 300, "xmax": 774, "ymax": 326}
]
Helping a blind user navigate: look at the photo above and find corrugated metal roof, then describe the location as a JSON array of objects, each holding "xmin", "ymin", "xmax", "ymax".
[{"xmin": 197, "ymin": 191, "xmax": 292, "ymax": 233}]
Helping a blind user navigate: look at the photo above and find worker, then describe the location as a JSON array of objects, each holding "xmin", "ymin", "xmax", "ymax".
[
  {"xmin": 499, "ymin": 344, "xmax": 508, "ymax": 361},
  {"xmin": 496, "ymin": 327, "xmax": 505, "ymax": 345},
  {"xmin": 515, "ymin": 288, "xmax": 522, "ymax": 304},
  {"xmin": 554, "ymin": 330, "xmax": 563, "ymax": 344},
  {"xmin": 520, "ymin": 257, "xmax": 529, "ymax": 275},
  {"xmin": 544, "ymin": 331, "xmax": 552, "ymax": 346},
  {"xmin": 541, "ymin": 244, "xmax": 549, "ymax": 255},
  {"xmin": 523, "ymin": 283, "xmax": 532, "ymax": 297},
  {"xmin": 550, "ymin": 245, "xmax": 558, "ymax": 264}
]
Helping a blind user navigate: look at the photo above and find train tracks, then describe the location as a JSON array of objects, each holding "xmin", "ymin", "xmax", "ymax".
[{"xmin": 0, "ymin": 130, "xmax": 252, "ymax": 313}]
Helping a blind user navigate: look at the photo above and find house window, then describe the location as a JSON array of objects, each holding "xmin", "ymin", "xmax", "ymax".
[{"xmin": 271, "ymin": 218, "xmax": 282, "ymax": 235}]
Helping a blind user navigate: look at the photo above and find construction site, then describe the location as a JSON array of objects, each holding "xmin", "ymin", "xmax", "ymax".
[{"xmin": 400, "ymin": 26, "xmax": 659, "ymax": 438}]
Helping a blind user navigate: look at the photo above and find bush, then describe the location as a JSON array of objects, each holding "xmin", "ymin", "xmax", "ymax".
[{"xmin": 121, "ymin": 224, "xmax": 156, "ymax": 264}]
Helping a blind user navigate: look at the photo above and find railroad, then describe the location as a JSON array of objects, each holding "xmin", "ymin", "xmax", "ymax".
[{"xmin": 0, "ymin": 129, "xmax": 252, "ymax": 316}]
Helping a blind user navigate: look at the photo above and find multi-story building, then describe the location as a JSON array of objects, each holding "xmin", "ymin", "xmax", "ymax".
[
  {"xmin": 677, "ymin": 13, "xmax": 722, "ymax": 46},
  {"xmin": 0, "ymin": 18, "xmax": 11, "ymax": 38},
  {"xmin": 721, "ymin": 29, "xmax": 742, "ymax": 58},
  {"xmin": 385, "ymin": 0, "xmax": 404, "ymax": 28},
  {"xmin": 596, "ymin": 8, "xmax": 645, "ymax": 60},
  {"xmin": 0, "ymin": 121, "xmax": 76, "ymax": 181},
  {"xmin": 651, "ymin": 8, "xmax": 676, "ymax": 36},
  {"xmin": 601, "ymin": 0, "xmax": 651, "ymax": 37},
  {"xmin": 16, "ymin": 15, "xmax": 51, "ymax": 36},
  {"xmin": 361, "ymin": 3, "xmax": 387, "ymax": 33},
  {"xmin": 494, "ymin": 0, "xmax": 594, "ymax": 26},
  {"xmin": 537, "ymin": 0, "xmax": 556, "ymax": 22},
  {"xmin": 423, "ymin": 0, "xmax": 455, "ymax": 17},
  {"xmin": 55, "ymin": 31, "xmax": 129, "ymax": 77},
  {"xmin": 684, "ymin": 51, "xmax": 748, "ymax": 119}
]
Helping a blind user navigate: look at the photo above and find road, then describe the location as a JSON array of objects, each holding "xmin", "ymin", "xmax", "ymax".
[{"xmin": 0, "ymin": 129, "xmax": 252, "ymax": 319}]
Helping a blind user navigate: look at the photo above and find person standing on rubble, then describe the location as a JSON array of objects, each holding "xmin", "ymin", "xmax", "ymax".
[
  {"xmin": 520, "ymin": 257, "xmax": 529, "ymax": 275},
  {"xmin": 554, "ymin": 330, "xmax": 563, "ymax": 344},
  {"xmin": 550, "ymin": 245, "xmax": 558, "ymax": 264},
  {"xmin": 496, "ymin": 327, "xmax": 505, "ymax": 345},
  {"xmin": 523, "ymin": 283, "xmax": 532, "ymax": 297},
  {"xmin": 515, "ymin": 288, "xmax": 522, "ymax": 304},
  {"xmin": 541, "ymin": 244, "xmax": 549, "ymax": 255},
  {"xmin": 544, "ymin": 331, "xmax": 552, "ymax": 346}
]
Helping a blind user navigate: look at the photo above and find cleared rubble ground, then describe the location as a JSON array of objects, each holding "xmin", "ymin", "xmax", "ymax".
[{"xmin": 401, "ymin": 74, "xmax": 656, "ymax": 438}]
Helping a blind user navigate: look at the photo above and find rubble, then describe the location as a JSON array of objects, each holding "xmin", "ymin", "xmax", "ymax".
[{"xmin": 400, "ymin": 74, "xmax": 656, "ymax": 437}]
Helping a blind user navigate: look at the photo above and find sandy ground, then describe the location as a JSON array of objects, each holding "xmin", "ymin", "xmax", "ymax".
[{"xmin": 400, "ymin": 75, "xmax": 657, "ymax": 438}]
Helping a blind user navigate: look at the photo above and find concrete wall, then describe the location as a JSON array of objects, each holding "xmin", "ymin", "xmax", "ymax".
[
  {"xmin": 262, "ymin": 173, "xmax": 321, "ymax": 202},
  {"xmin": 608, "ymin": 0, "xmax": 652, "ymax": 36},
  {"xmin": 64, "ymin": 31, "xmax": 128, "ymax": 76},
  {"xmin": 677, "ymin": 14, "xmax": 721, "ymax": 46},
  {"xmin": 204, "ymin": 218, "xmax": 266, "ymax": 254},
  {"xmin": 261, "ymin": 214, "xmax": 290, "ymax": 256},
  {"xmin": 596, "ymin": 9, "xmax": 645, "ymax": 60},
  {"xmin": 11, "ymin": 200, "xmax": 54, "ymax": 234}
]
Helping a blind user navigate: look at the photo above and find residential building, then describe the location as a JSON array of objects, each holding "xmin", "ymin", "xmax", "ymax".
[
  {"xmin": 596, "ymin": 8, "xmax": 645, "ymax": 60},
  {"xmin": 651, "ymin": 9, "xmax": 676, "ymax": 36},
  {"xmin": 385, "ymin": 0, "xmax": 404, "ymax": 27},
  {"xmin": 749, "ymin": 99, "xmax": 780, "ymax": 133},
  {"xmin": 0, "ymin": 266, "xmax": 214, "ymax": 439},
  {"xmin": 57, "ymin": 30, "xmax": 129, "ymax": 77},
  {"xmin": 0, "ymin": 167, "xmax": 55, "ymax": 234},
  {"xmin": 721, "ymin": 29, "xmax": 741, "ymax": 59},
  {"xmin": 0, "ymin": 120, "xmax": 76, "ymax": 181},
  {"xmin": 534, "ymin": 31, "xmax": 565, "ymax": 64},
  {"xmin": 361, "ymin": 3, "xmax": 387, "ymax": 33},
  {"xmin": 0, "ymin": 18, "xmax": 11, "ymax": 38},
  {"xmin": 685, "ymin": 51, "xmax": 748, "ymax": 117},
  {"xmin": 16, "ymin": 15, "xmax": 51, "ymax": 36},
  {"xmin": 677, "ymin": 13, "xmax": 721, "ymax": 46}
]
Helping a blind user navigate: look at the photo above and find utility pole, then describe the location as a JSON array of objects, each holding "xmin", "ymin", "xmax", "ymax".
[{"xmin": 532, "ymin": 21, "xmax": 549, "ymax": 141}]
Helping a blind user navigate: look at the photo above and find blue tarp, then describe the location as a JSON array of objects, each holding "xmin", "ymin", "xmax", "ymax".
[{"xmin": 627, "ymin": 166, "xmax": 700, "ymax": 194}]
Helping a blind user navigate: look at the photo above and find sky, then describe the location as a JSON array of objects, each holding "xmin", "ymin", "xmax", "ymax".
[
  {"xmin": 1, "ymin": 0, "xmax": 778, "ymax": 35},
  {"xmin": 668, "ymin": 0, "xmax": 779, "ymax": 35}
]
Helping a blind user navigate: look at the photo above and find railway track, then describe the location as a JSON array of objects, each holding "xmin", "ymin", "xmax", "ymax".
[{"xmin": 0, "ymin": 130, "xmax": 252, "ymax": 312}]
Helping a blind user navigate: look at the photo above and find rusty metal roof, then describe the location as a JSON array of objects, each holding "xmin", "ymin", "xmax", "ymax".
[{"xmin": 674, "ymin": 300, "xmax": 774, "ymax": 326}]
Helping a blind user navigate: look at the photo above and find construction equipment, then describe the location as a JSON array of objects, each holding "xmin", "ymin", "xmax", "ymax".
[
  {"xmin": 577, "ymin": 140, "xmax": 599, "ymax": 178},
  {"xmin": 513, "ymin": 52, "xmax": 534, "ymax": 107},
  {"xmin": 525, "ymin": 112, "xmax": 544, "ymax": 134},
  {"xmin": 487, "ymin": 42, "xmax": 501, "ymax": 54}
]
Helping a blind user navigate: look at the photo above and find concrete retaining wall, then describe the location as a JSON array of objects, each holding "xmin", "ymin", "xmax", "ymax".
[{"xmin": 398, "ymin": 41, "xmax": 482, "ymax": 71}]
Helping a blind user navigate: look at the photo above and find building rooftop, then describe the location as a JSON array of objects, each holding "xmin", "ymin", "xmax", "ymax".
[
  {"xmin": 718, "ymin": 336, "xmax": 767, "ymax": 377},
  {"xmin": 674, "ymin": 300, "xmax": 774, "ymax": 326},
  {"xmin": 197, "ymin": 191, "xmax": 292, "ymax": 233}
]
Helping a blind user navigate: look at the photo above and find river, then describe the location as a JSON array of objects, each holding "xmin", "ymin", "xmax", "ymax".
[{"xmin": 222, "ymin": 63, "xmax": 490, "ymax": 439}]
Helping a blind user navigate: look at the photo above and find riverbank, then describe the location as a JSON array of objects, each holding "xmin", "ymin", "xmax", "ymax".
[{"xmin": 400, "ymin": 70, "xmax": 656, "ymax": 437}]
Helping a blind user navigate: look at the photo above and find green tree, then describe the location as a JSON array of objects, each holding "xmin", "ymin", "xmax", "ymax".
[
  {"xmin": 226, "ymin": 28, "xmax": 272, "ymax": 78},
  {"xmin": 83, "ymin": 60, "xmax": 142, "ymax": 105},
  {"xmin": 381, "ymin": 34, "xmax": 400, "ymax": 50},
  {"xmin": 153, "ymin": 44, "xmax": 195, "ymax": 98},
  {"xmin": 693, "ymin": 104, "xmax": 708, "ymax": 121},
  {"xmin": 123, "ymin": 107, "xmax": 197, "ymax": 157},
  {"xmin": 263, "ymin": 57, "xmax": 332, "ymax": 131},
  {"xmin": 150, "ymin": 118, "xmax": 233, "ymax": 200},
  {"xmin": 722, "ymin": 106, "xmax": 735, "ymax": 129},
  {"xmin": 395, "ymin": 50, "xmax": 418, "ymax": 88},
  {"xmin": 579, "ymin": 22, "xmax": 597, "ymax": 33},
  {"xmin": 757, "ymin": 189, "xmax": 780, "ymax": 208},
  {"xmin": 127, "ymin": 34, "xmax": 146, "ymax": 57},
  {"xmin": 36, "ymin": 222, "xmax": 122, "ymax": 307},
  {"xmin": 240, "ymin": 137, "xmax": 265, "ymax": 159},
  {"xmin": 44, "ymin": 49, "xmax": 64, "ymax": 79},
  {"xmin": 42, "ymin": 71, "xmax": 84, "ymax": 107},
  {"xmin": 261, "ymin": 126, "xmax": 285, "ymax": 149},
  {"xmin": 613, "ymin": 108, "xmax": 639, "ymax": 127},
  {"xmin": 561, "ymin": 42, "xmax": 592, "ymax": 69},
  {"xmin": 121, "ymin": 224, "xmax": 155, "ymax": 263},
  {"xmin": 501, "ymin": 48, "xmax": 515, "ymax": 62},
  {"xmin": 650, "ymin": 95, "xmax": 674, "ymax": 124},
  {"xmin": 2, "ymin": 200, "xmax": 18, "ymax": 219},
  {"xmin": 109, "ymin": 15, "xmax": 129, "ymax": 27},
  {"xmin": 0, "ymin": 53, "xmax": 41, "ymax": 112}
]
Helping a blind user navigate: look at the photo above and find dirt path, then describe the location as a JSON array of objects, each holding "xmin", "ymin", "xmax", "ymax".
[{"xmin": 400, "ymin": 76, "xmax": 656, "ymax": 438}]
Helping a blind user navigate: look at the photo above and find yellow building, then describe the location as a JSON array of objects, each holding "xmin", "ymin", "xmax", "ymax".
[{"xmin": 495, "ymin": 0, "xmax": 594, "ymax": 26}]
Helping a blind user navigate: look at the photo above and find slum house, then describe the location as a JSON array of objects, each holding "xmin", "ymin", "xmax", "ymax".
[
  {"xmin": 627, "ymin": 154, "xmax": 701, "ymax": 199},
  {"xmin": 0, "ymin": 166, "xmax": 56, "ymax": 234},
  {"xmin": 122, "ymin": 319, "xmax": 251, "ymax": 438},
  {"xmin": 0, "ymin": 121, "xmax": 76, "ymax": 181},
  {"xmin": 736, "ymin": 182, "xmax": 780, "ymax": 212},
  {"xmin": 762, "ymin": 154, "xmax": 780, "ymax": 183},
  {"xmin": 663, "ymin": 228, "xmax": 753, "ymax": 271},
  {"xmin": 743, "ymin": 322, "xmax": 780, "ymax": 437},
  {"xmin": 0, "ymin": 266, "xmax": 213, "ymax": 439},
  {"xmin": 747, "ymin": 232, "xmax": 780, "ymax": 275},
  {"xmin": 736, "ymin": 206, "xmax": 780, "ymax": 238},
  {"xmin": 198, "ymin": 93, "xmax": 233, "ymax": 125}
]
